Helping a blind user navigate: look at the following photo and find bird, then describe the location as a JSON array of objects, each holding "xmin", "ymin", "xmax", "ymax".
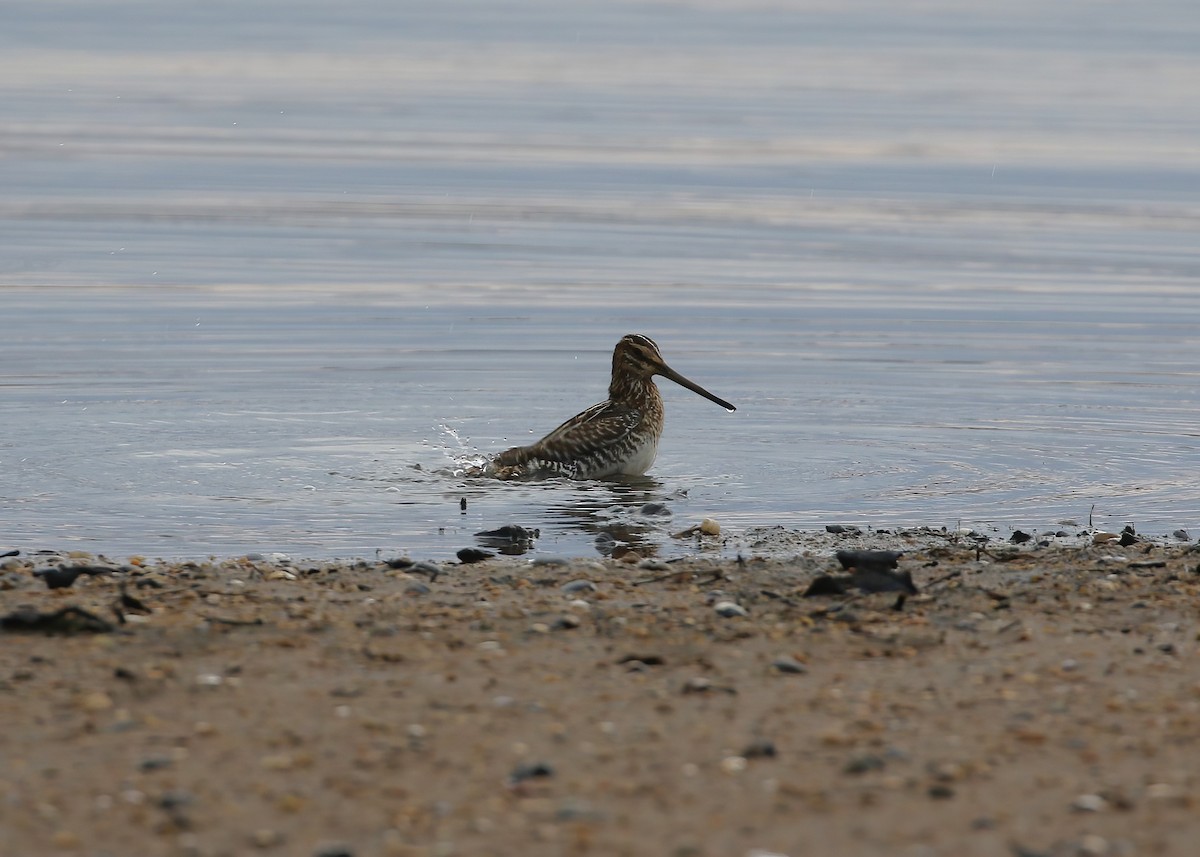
[{"xmin": 489, "ymin": 334, "xmax": 735, "ymax": 479}]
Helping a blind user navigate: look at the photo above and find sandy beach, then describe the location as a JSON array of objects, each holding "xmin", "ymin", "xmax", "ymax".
[{"xmin": 3, "ymin": 528, "xmax": 1198, "ymax": 857}]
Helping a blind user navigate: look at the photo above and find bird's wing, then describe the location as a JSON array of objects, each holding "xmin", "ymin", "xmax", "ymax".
[{"xmin": 495, "ymin": 402, "xmax": 642, "ymax": 466}]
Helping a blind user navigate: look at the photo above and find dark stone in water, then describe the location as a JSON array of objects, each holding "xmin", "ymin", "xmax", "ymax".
[
  {"xmin": 457, "ymin": 548, "xmax": 494, "ymax": 564},
  {"xmin": 593, "ymin": 532, "xmax": 617, "ymax": 555},
  {"xmin": 835, "ymin": 550, "xmax": 902, "ymax": 572},
  {"xmin": 825, "ymin": 524, "xmax": 861, "ymax": 535},
  {"xmin": 0, "ymin": 549, "xmax": 18, "ymax": 558},
  {"xmin": 1009, "ymin": 530, "xmax": 1033, "ymax": 544},
  {"xmin": 475, "ymin": 525, "xmax": 540, "ymax": 554},
  {"xmin": 639, "ymin": 502, "xmax": 671, "ymax": 517},
  {"xmin": 384, "ymin": 557, "xmax": 414, "ymax": 569},
  {"xmin": 1119, "ymin": 525, "xmax": 1139, "ymax": 546}
]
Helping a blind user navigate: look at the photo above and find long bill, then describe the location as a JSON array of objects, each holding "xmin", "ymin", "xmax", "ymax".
[{"xmin": 658, "ymin": 365, "xmax": 737, "ymax": 412}]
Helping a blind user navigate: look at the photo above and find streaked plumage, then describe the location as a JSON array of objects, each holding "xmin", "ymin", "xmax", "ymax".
[{"xmin": 491, "ymin": 334, "xmax": 735, "ymax": 479}]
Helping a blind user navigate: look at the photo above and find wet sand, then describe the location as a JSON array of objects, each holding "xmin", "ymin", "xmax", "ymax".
[{"xmin": 2, "ymin": 529, "xmax": 1199, "ymax": 857}]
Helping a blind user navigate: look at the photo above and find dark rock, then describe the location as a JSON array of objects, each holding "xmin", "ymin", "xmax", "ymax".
[
  {"xmin": 617, "ymin": 654, "xmax": 664, "ymax": 667},
  {"xmin": 804, "ymin": 567, "xmax": 917, "ymax": 597},
  {"xmin": 803, "ymin": 575, "xmax": 853, "ymax": 597},
  {"xmin": 928, "ymin": 783, "xmax": 955, "ymax": 799},
  {"xmin": 743, "ymin": 739, "xmax": 777, "ymax": 759},
  {"xmin": 561, "ymin": 579, "xmax": 597, "ymax": 595},
  {"xmin": 34, "ymin": 564, "xmax": 112, "ymax": 590},
  {"xmin": 844, "ymin": 754, "xmax": 886, "ymax": 775},
  {"xmin": 638, "ymin": 502, "xmax": 671, "ymax": 516},
  {"xmin": 475, "ymin": 525, "xmax": 539, "ymax": 545},
  {"xmin": 825, "ymin": 524, "xmax": 861, "ymax": 535},
  {"xmin": 476, "ymin": 525, "xmax": 539, "ymax": 555},
  {"xmin": 835, "ymin": 550, "xmax": 902, "ymax": 572},
  {"xmin": 1, "ymin": 605, "xmax": 114, "ymax": 634},
  {"xmin": 770, "ymin": 657, "xmax": 807, "ymax": 674},
  {"xmin": 852, "ymin": 567, "xmax": 918, "ymax": 595},
  {"xmin": 456, "ymin": 548, "xmax": 494, "ymax": 564},
  {"xmin": 1009, "ymin": 530, "xmax": 1033, "ymax": 544},
  {"xmin": 384, "ymin": 557, "xmax": 414, "ymax": 569},
  {"xmin": 508, "ymin": 762, "xmax": 554, "ymax": 785},
  {"xmin": 0, "ymin": 549, "xmax": 18, "ymax": 558},
  {"xmin": 140, "ymin": 755, "xmax": 174, "ymax": 772},
  {"xmin": 119, "ymin": 589, "xmax": 151, "ymax": 614},
  {"xmin": 410, "ymin": 561, "xmax": 442, "ymax": 582}
]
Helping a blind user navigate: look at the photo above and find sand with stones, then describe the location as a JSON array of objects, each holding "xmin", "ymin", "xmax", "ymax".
[{"xmin": 2, "ymin": 529, "xmax": 1199, "ymax": 857}]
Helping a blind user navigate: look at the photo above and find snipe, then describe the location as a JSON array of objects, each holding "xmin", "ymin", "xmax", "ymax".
[{"xmin": 490, "ymin": 334, "xmax": 735, "ymax": 479}]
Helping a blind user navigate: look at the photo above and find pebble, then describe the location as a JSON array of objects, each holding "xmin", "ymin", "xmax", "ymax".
[
  {"xmin": 713, "ymin": 600, "xmax": 748, "ymax": 618},
  {"xmin": 411, "ymin": 561, "xmax": 443, "ymax": 582},
  {"xmin": 560, "ymin": 579, "xmax": 597, "ymax": 594},
  {"xmin": 639, "ymin": 502, "xmax": 672, "ymax": 517},
  {"xmin": 719, "ymin": 755, "xmax": 747, "ymax": 775},
  {"xmin": 844, "ymin": 754, "xmax": 886, "ymax": 775},
  {"xmin": 508, "ymin": 761, "xmax": 554, "ymax": 785},
  {"xmin": 265, "ymin": 569, "xmax": 296, "ymax": 581},
  {"xmin": 1071, "ymin": 793, "xmax": 1108, "ymax": 813},
  {"xmin": 79, "ymin": 691, "xmax": 114, "ymax": 712},
  {"xmin": 1145, "ymin": 782, "xmax": 1187, "ymax": 804},
  {"xmin": 700, "ymin": 517, "xmax": 721, "ymax": 536},
  {"xmin": 770, "ymin": 657, "xmax": 807, "ymax": 675},
  {"xmin": 252, "ymin": 829, "xmax": 285, "ymax": 848},
  {"xmin": 1172, "ymin": 528, "xmax": 1190, "ymax": 541},
  {"xmin": 742, "ymin": 739, "xmax": 777, "ymax": 759}
]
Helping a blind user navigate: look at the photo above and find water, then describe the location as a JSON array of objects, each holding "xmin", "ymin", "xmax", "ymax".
[{"xmin": 3, "ymin": 1, "xmax": 1198, "ymax": 561}]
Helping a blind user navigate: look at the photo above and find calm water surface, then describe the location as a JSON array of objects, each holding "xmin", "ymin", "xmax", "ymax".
[{"xmin": 2, "ymin": 1, "xmax": 1198, "ymax": 560}]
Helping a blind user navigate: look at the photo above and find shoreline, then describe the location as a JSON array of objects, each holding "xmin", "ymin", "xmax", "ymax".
[{"xmin": 3, "ymin": 537, "xmax": 1199, "ymax": 856}]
